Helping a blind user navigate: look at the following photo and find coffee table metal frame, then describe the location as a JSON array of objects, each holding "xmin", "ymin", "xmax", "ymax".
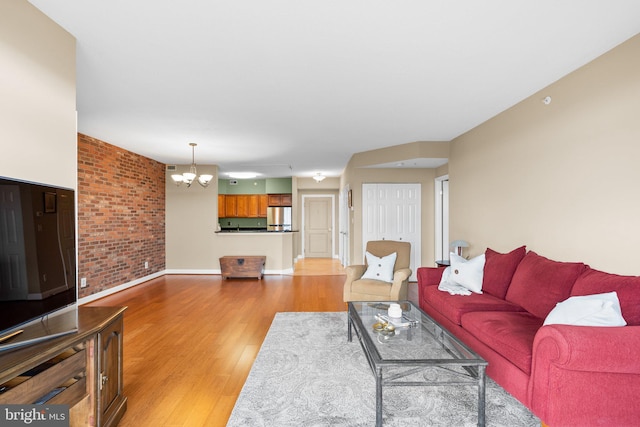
[{"xmin": 347, "ymin": 301, "xmax": 487, "ymax": 427}]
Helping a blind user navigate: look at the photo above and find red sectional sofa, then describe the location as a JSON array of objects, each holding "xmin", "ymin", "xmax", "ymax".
[{"xmin": 417, "ymin": 247, "xmax": 640, "ymax": 427}]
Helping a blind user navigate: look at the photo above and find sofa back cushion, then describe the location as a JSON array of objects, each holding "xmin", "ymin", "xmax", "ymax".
[
  {"xmin": 482, "ymin": 246, "xmax": 526, "ymax": 299},
  {"xmin": 572, "ymin": 268, "xmax": 640, "ymax": 326},
  {"xmin": 506, "ymin": 251, "xmax": 587, "ymax": 319}
]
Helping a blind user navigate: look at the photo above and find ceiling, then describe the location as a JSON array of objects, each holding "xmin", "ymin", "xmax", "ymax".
[{"xmin": 29, "ymin": 1, "xmax": 640, "ymax": 179}]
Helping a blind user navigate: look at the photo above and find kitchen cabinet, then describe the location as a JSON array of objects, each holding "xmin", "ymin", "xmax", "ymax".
[
  {"xmin": 268, "ymin": 193, "xmax": 292, "ymax": 207},
  {"xmin": 246, "ymin": 195, "xmax": 268, "ymax": 218},
  {"xmin": 225, "ymin": 195, "xmax": 238, "ymax": 217},
  {"xmin": 218, "ymin": 195, "xmax": 226, "ymax": 218},
  {"xmin": 258, "ymin": 195, "xmax": 268, "ymax": 217},
  {"xmin": 236, "ymin": 195, "xmax": 249, "ymax": 217},
  {"xmin": 219, "ymin": 194, "xmax": 268, "ymax": 218}
]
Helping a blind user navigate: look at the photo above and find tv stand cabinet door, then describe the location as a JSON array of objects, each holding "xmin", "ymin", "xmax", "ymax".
[{"xmin": 97, "ymin": 315, "xmax": 127, "ymax": 427}]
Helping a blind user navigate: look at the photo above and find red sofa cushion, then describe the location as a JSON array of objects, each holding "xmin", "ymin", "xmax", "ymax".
[
  {"xmin": 506, "ymin": 251, "xmax": 587, "ymax": 319},
  {"xmin": 462, "ymin": 311, "xmax": 543, "ymax": 375},
  {"xmin": 571, "ymin": 267, "xmax": 640, "ymax": 326},
  {"xmin": 482, "ymin": 245, "xmax": 526, "ymax": 299},
  {"xmin": 422, "ymin": 285, "xmax": 525, "ymax": 325}
]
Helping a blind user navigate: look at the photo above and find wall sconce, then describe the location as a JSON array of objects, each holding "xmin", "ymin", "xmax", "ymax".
[{"xmin": 450, "ymin": 240, "xmax": 469, "ymax": 256}]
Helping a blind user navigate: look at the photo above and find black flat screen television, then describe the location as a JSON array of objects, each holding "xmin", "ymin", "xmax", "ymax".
[{"xmin": 0, "ymin": 176, "xmax": 78, "ymax": 352}]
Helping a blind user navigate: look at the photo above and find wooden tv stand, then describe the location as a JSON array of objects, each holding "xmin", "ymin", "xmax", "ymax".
[{"xmin": 0, "ymin": 306, "xmax": 127, "ymax": 427}]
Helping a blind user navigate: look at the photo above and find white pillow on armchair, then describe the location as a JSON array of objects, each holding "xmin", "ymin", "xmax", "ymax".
[{"xmin": 361, "ymin": 251, "xmax": 397, "ymax": 282}]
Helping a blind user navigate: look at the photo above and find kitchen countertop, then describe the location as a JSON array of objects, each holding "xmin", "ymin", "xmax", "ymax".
[{"xmin": 216, "ymin": 229, "xmax": 298, "ymax": 233}]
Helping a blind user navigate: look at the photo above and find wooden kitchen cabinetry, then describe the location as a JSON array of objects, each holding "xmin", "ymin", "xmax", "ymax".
[
  {"xmin": 251, "ymin": 194, "xmax": 268, "ymax": 217},
  {"xmin": 236, "ymin": 195, "xmax": 249, "ymax": 217},
  {"xmin": 0, "ymin": 306, "xmax": 127, "ymax": 427},
  {"xmin": 258, "ymin": 194, "xmax": 268, "ymax": 217},
  {"xmin": 218, "ymin": 194, "xmax": 226, "ymax": 218},
  {"xmin": 219, "ymin": 194, "xmax": 268, "ymax": 218},
  {"xmin": 224, "ymin": 195, "xmax": 238, "ymax": 217},
  {"xmin": 268, "ymin": 193, "xmax": 292, "ymax": 207}
]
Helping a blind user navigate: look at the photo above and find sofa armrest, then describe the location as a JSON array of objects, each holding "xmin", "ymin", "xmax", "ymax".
[
  {"xmin": 417, "ymin": 266, "xmax": 446, "ymax": 286},
  {"xmin": 343, "ymin": 265, "xmax": 366, "ymax": 302},
  {"xmin": 529, "ymin": 324, "xmax": 640, "ymax": 425},
  {"xmin": 532, "ymin": 324, "xmax": 640, "ymax": 373},
  {"xmin": 345, "ymin": 265, "xmax": 366, "ymax": 281},
  {"xmin": 393, "ymin": 267, "xmax": 411, "ymax": 283},
  {"xmin": 389, "ymin": 267, "xmax": 412, "ymax": 299},
  {"xmin": 417, "ymin": 267, "xmax": 446, "ymax": 304}
]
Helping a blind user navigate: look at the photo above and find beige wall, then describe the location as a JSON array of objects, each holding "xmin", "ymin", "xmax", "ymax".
[
  {"xmin": 347, "ymin": 141, "xmax": 449, "ymax": 168},
  {"xmin": 449, "ymin": 33, "xmax": 640, "ymax": 275},
  {"xmin": 165, "ymin": 165, "xmax": 219, "ymax": 270},
  {"xmin": 0, "ymin": 1, "xmax": 76, "ymax": 188}
]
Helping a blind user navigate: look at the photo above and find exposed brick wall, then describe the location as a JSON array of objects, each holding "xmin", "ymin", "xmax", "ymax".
[{"xmin": 77, "ymin": 134, "xmax": 165, "ymax": 298}]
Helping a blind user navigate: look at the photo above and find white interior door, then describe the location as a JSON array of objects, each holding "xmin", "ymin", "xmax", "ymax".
[
  {"xmin": 303, "ymin": 196, "xmax": 333, "ymax": 258},
  {"xmin": 362, "ymin": 183, "xmax": 421, "ymax": 281}
]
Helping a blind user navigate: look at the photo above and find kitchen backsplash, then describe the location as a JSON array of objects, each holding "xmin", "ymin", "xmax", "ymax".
[{"xmin": 219, "ymin": 217, "xmax": 266, "ymax": 229}]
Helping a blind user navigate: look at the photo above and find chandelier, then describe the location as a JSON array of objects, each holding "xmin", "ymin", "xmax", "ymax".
[{"xmin": 171, "ymin": 143, "xmax": 213, "ymax": 188}]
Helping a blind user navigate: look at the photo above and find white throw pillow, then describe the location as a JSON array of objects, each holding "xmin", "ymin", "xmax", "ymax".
[
  {"xmin": 361, "ymin": 251, "xmax": 397, "ymax": 282},
  {"xmin": 543, "ymin": 292, "xmax": 627, "ymax": 327},
  {"xmin": 449, "ymin": 252, "xmax": 485, "ymax": 294},
  {"xmin": 438, "ymin": 266, "xmax": 472, "ymax": 296}
]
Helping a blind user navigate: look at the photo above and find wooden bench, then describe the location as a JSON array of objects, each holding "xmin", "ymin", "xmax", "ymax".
[{"xmin": 219, "ymin": 256, "xmax": 266, "ymax": 279}]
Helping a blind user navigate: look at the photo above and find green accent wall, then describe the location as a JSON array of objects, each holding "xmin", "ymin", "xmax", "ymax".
[
  {"xmin": 265, "ymin": 178, "xmax": 292, "ymax": 193},
  {"xmin": 218, "ymin": 178, "xmax": 291, "ymax": 194}
]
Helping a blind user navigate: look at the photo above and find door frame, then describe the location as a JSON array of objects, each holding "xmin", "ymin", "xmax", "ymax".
[
  {"xmin": 339, "ymin": 184, "xmax": 350, "ymax": 266},
  {"xmin": 301, "ymin": 194, "xmax": 336, "ymax": 259},
  {"xmin": 434, "ymin": 174, "xmax": 449, "ymax": 263}
]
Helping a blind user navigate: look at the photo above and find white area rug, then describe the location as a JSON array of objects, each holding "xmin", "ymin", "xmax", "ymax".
[{"xmin": 227, "ymin": 312, "xmax": 539, "ymax": 427}]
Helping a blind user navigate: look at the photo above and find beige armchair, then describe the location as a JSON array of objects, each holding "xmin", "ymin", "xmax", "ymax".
[{"xmin": 343, "ymin": 240, "xmax": 412, "ymax": 302}]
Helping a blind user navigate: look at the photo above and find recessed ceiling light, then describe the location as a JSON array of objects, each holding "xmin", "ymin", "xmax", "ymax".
[{"xmin": 227, "ymin": 172, "xmax": 260, "ymax": 179}]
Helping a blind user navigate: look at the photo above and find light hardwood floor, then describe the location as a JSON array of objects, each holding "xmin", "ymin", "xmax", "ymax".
[
  {"xmin": 292, "ymin": 257, "xmax": 346, "ymax": 276},
  {"xmin": 86, "ymin": 263, "xmax": 417, "ymax": 426}
]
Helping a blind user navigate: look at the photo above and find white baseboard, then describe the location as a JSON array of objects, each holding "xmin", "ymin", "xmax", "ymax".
[
  {"xmin": 164, "ymin": 269, "xmax": 219, "ymax": 275},
  {"xmin": 294, "ymin": 254, "xmax": 339, "ymax": 261},
  {"xmin": 78, "ymin": 271, "xmax": 165, "ymax": 305},
  {"xmin": 79, "ymin": 268, "xmax": 299, "ymax": 305},
  {"xmin": 166, "ymin": 268, "xmax": 294, "ymax": 275}
]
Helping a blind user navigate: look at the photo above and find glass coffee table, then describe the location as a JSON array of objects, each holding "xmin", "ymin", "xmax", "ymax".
[{"xmin": 347, "ymin": 301, "xmax": 487, "ymax": 427}]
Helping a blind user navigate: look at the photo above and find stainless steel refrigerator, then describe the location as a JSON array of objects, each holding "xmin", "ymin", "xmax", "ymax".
[{"xmin": 267, "ymin": 207, "xmax": 292, "ymax": 231}]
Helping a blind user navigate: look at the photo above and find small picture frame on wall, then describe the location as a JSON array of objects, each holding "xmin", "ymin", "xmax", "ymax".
[
  {"xmin": 348, "ymin": 189, "xmax": 353, "ymax": 209},
  {"xmin": 44, "ymin": 192, "xmax": 57, "ymax": 213}
]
